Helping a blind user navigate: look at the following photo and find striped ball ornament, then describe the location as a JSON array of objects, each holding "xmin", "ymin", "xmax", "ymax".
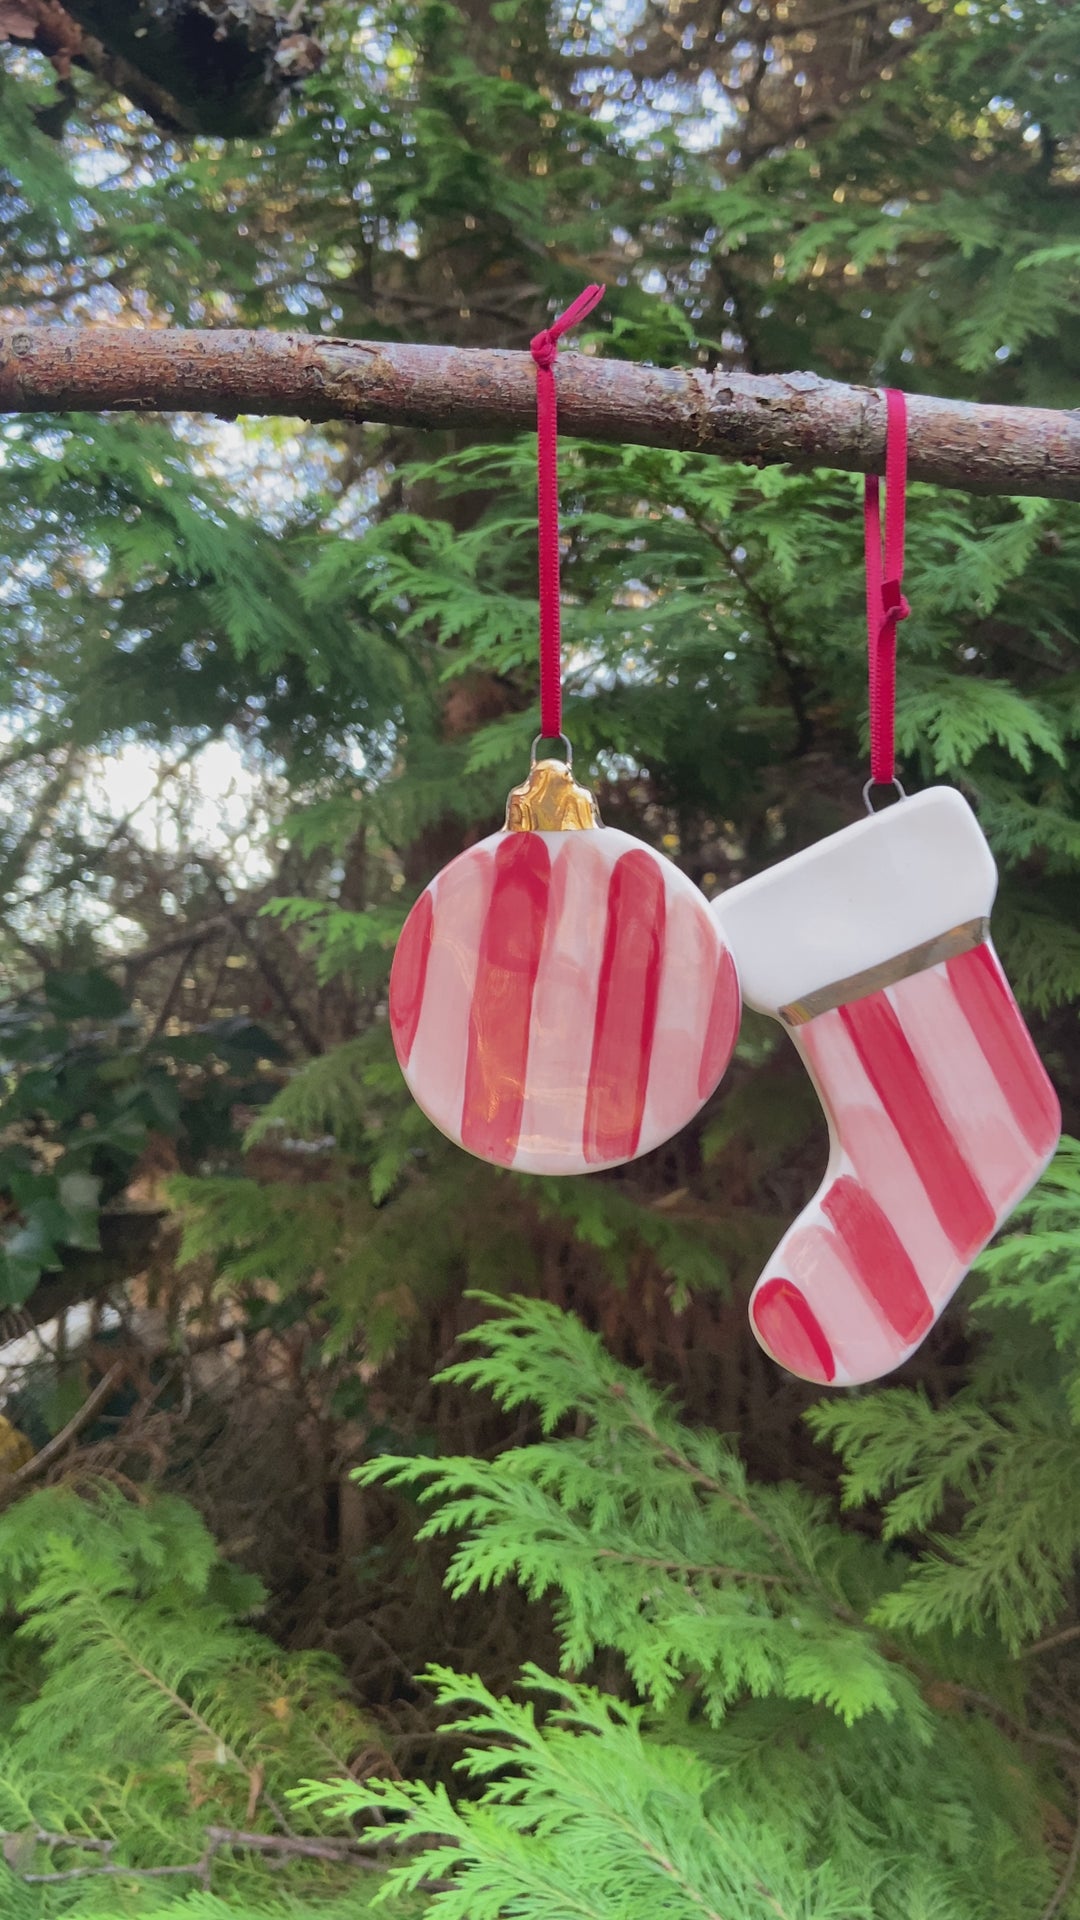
[{"xmin": 390, "ymin": 820, "xmax": 740, "ymax": 1176}]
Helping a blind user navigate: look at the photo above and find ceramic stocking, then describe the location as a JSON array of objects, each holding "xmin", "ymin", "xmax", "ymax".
[{"xmin": 713, "ymin": 787, "xmax": 1060, "ymax": 1386}]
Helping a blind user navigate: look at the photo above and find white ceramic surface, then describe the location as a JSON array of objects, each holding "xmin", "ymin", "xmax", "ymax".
[{"xmin": 391, "ymin": 827, "xmax": 741, "ymax": 1175}]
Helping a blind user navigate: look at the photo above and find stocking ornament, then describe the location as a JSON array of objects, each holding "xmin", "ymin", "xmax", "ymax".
[
  {"xmin": 713, "ymin": 392, "xmax": 1060, "ymax": 1386},
  {"xmin": 390, "ymin": 288, "xmax": 741, "ymax": 1175}
]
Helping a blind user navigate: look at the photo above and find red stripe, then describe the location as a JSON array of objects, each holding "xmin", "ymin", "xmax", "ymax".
[
  {"xmin": 752, "ymin": 1278, "xmax": 835, "ymax": 1384},
  {"xmin": 584, "ymin": 849, "xmax": 666, "ymax": 1165},
  {"xmin": 821, "ymin": 1174, "xmax": 933, "ymax": 1344},
  {"xmin": 460, "ymin": 834, "xmax": 551, "ymax": 1166},
  {"xmin": 839, "ymin": 991, "xmax": 995, "ymax": 1258},
  {"xmin": 945, "ymin": 944, "xmax": 1060, "ymax": 1158},
  {"xmin": 698, "ymin": 941, "xmax": 740, "ymax": 1101},
  {"xmin": 389, "ymin": 889, "xmax": 433, "ymax": 1069}
]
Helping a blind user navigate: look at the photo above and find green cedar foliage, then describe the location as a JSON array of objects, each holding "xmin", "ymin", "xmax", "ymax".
[
  {"xmin": 292, "ymin": 1289, "xmax": 1067, "ymax": 1920},
  {"xmin": 358, "ymin": 1295, "xmax": 929, "ymax": 1729},
  {"xmin": 0, "ymin": 1482, "xmax": 408, "ymax": 1918},
  {"xmin": 299, "ymin": 1667, "xmax": 873, "ymax": 1920},
  {"xmin": 809, "ymin": 1137, "xmax": 1080, "ymax": 1652}
]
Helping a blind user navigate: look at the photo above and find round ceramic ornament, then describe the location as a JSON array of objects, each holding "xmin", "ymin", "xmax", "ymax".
[
  {"xmin": 390, "ymin": 284, "xmax": 740, "ymax": 1173},
  {"xmin": 390, "ymin": 753, "xmax": 740, "ymax": 1174}
]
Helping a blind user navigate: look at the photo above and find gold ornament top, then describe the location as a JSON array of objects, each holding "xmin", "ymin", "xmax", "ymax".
[{"xmin": 505, "ymin": 759, "xmax": 602, "ymax": 832}]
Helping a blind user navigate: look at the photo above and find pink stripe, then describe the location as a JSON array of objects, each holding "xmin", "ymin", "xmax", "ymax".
[
  {"xmin": 821, "ymin": 1174, "xmax": 933, "ymax": 1344},
  {"xmin": 407, "ymin": 846, "xmax": 495, "ymax": 1144},
  {"xmin": 752, "ymin": 1278, "xmax": 835, "ymax": 1385},
  {"xmin": 461, "ymin": 833, "xmax": 551, "ymax": 1166},
  {"xmin": 840, "ymin": 991, "xmax": 995, "ymax": 1259},
  {"xmin": 891, "ymin": 966, "xmax": 1035, "ymax": 1213},
  {"xmin": 800, "ymin": 1013, "xmax": 960, "ymax": 1306},
  {"xmin": 584, "ymin": 850, "xmax": 666, "ymax": 1166},
  {"xmin": 774, "ymin": 1222, "xmax": 912, "ymax": 1384},
  {"xmin": 389, "ymin": 889, "xmax": 433, "ymax": 1068},
  {"xmin": 513, "ymin": 835, "xmax": 610, "ymax": 1174},
  {"xmin": 699, "ymin": 943, "xmax": 740, "ymax": 1101},
  {"xmin": 642, "ymin": 889, "xmax": 721, "ymax": 1151},
  {"xmin": 945, "ymin": 943, "xmax": 1060, "ymax": 1158}
]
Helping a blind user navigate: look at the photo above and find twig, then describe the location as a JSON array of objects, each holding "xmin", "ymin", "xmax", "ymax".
[
  {"xmin": 1040, "ymin": 1778, "xmax": 1080, "ymax": 1920},
  {"xmin": 118, "ymin": 914, "xmax": 233, "ymax": 975},
  {"xmin": 687, "ymin": 510, "xmax": 813, "ymax": 756},
  {"xmin": 1, "ymin": 1830, "xmax": 115, "ymax": 1855},
  {"xmin": 202, "ymin": 1826, "xmax": 456, "ymax": 1895},
  {"xmin": 23, "ymin": 1861, "xmax": 206, "ymax": 1886},
  {"xmin": 203, "ymin": 1826, "xmax": 383, "ymax": 1866},
  {"xmin": 772, "ymin": 0, "xmax": 885, "ymax": 31},
  {"xmin": 595, "ymin": 1549, "xmax": 786, "ymax": 1583},
  {"xmin": 1023, "ymin": 1624, "xmax": 1080, "ymax": 1660},
  {"xmin": 951, "ymin": 1686, "xmax": 1080, "ymax": 1765},
  {"xmin": 2, "ymin": 1361, "xmax": 127, "ymax": 1493},
  {"xmin": 147, "ymin": 938, "xmax": 201, "ymax": 1040},
  {"xmin": 198, "ymin": 862, "xmax": 323, "ymax": 1056},
  {"xmin": 16, "ymin": 1822, "xmax": 448, "ymax": 1892}
]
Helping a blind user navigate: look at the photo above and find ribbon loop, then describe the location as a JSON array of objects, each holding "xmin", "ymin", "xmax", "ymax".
[
  {"xmin": 864, "ymin": 389, "xmax": 909, "ymax": 788},
  {"xmin": 880, "ymin": 578, "xmax": 910, "ymax": 622},
  {"xmin": 530, "ymin": 284, "xmax": 605, "ymax": 742}
]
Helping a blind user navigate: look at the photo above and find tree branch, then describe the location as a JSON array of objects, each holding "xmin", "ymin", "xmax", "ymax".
[
  {"xmin": 0, "ymin": 324, "xmax": 1078, "ymax": 500},
  {"xmin": 1022, "ymin": 1624, "xmax": 1080, "ymax": 1660},
  {"xmin": 23, "ymin": 1859, "xmax": 207, "ymax": 1886},
  {"xmin": 1, "ymin": 1361, "xmax": 127, "ymax": 1501},
  {"xmin": 9, "ymin": 1822, "xmax": 449, "ymax": 1893},
  {"xmin": 1040, "ymin": 1779, "xmax": 1080, "ymax": 1920},
  {"xmin": 118, "ymin": 914, "xmax": 233, "ymax": 974},
  {"xmin": 196, "ymin": 863, "xmax": 323, "ymax": 1057}
]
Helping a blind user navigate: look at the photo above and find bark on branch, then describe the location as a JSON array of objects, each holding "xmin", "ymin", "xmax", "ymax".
[{"xmin": 1, "ymin": 323, "xmax": 1078, "ymax": 500}]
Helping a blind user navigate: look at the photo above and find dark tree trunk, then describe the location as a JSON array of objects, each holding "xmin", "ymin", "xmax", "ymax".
[{"xmin": 2, "ymin": 0, "xmax": 322, "ymax": 135}]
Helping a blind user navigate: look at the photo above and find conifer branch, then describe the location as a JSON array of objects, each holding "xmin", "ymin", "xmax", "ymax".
[
  {"xmin": 607, "ymin": 1381, "xmax": 853, "ymax": 1613},
  {"xmin": 86, "ymin": 1601, "xmax": 295, "ymax": 1831},
  {"xmin": 1, "ymin": 324, "xmax": 1079, "ymax": 500}
]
